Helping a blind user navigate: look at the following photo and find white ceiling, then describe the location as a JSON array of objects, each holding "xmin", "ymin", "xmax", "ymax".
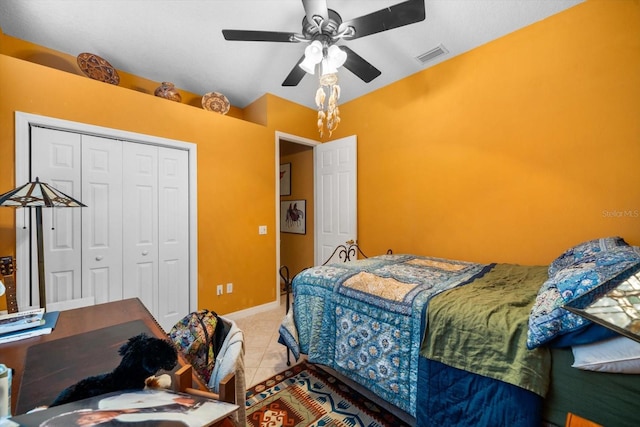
[{"xmin": 0, "ymin": 0, "xmax": 584, "ymax": 110}]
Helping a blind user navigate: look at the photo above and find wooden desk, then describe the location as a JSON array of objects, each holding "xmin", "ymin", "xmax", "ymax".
[{"xmin": 0, "ymin": 298, "xmax": 208, "ymax": 415}]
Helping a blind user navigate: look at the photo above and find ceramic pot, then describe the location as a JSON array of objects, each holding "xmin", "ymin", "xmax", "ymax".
[{"xmin": 154, "ymin": 82, "xmax": 182, "ymax": 102}]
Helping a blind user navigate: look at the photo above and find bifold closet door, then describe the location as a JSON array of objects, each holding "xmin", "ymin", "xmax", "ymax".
[
  {"xmin": 157, "ymin": 147, "xmax": 189, "ymax": 330},
  {"xmin": 31, "ymin": 128, "xmax": 123, "ymax": 310},
  {"xmin": 122, "ymin": 143, "xmax": 189, "ymax": 330},
  {"xmin": 31, "ymin": 127, "xmax": 190, "ymax": 328},
  {"xmin": 81, "ymin": 135, "xmax": 123, "ymax": 305},
  {"xmin": 30, "ymin": 127, "xmax": 84, "ymax": 309},
  {"xmin": 122, "ymin": 143, "xmax": 159, "ymax": 315}
]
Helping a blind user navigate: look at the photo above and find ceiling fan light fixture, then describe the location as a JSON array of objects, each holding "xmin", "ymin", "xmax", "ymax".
[
  {"xmin": 320, "ymin": 58, "xmax": 338, "ymax": 76},
  {"xmin": 299, "ymin": 40, "xmax": 323, "ymax": 74},
  {"xmin": 327, "ymin": 45, "xmax": 347, "ymax": 68},
  {"xmin": 299, "ymin": 57, "xmax": 318, "ymax": 74}
]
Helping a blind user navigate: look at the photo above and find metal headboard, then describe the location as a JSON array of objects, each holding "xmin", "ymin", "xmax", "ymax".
[{"xmin": 321, "ymin": 240, "xmax": 392, "ymax": 265}]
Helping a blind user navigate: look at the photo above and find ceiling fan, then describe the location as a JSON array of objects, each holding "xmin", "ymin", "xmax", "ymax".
[{"xmin": 222, "ymin": 0, "xmax": 426, "ymax": 86}]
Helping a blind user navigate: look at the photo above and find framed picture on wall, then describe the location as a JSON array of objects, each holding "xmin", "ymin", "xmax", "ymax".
[
  {"xmin": 280, "ymin": 163, "xmax": 291, "ymax": 196},
  {"xmin": 281, "ymin": 200, "xmax": 306, "ymax": 234}
]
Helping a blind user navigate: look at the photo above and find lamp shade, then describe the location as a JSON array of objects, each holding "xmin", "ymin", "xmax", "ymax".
[
  {"xmin": 327, "ymin": 45, "xmax": 347, "ymax": 68},
  {"xmin": 0, "ymin": 177, "xmax": 85, "ymax": 310},
  {"xmin": 299, "ymin": 40, "xmax": 323, "ymax": 74},
  {"xmin": 320, "ymin": 58, "xmax": 338, "ymax": 76},
  {"xmin": 321, "ymin": 45, "xmax": 347, "ymax": 76},
  {"xmin": 0, "ymin": 177, "xmax": 86, "ymax": 208}
]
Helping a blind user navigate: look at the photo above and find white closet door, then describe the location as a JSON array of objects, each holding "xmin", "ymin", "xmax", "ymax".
[
  {"xmin": 81, "ymin": 135, "xmax": 123, "ymax": 304},
  {"xmin": 28, "ymin": 121, "xmax": 191, "ymax": 325},
  {"xmin": 122, "ymin": 143, "xmax": 159, "ymax": 316},
  {"xmin": 30, "ymin": 127, "xmax": 85, "ymax": 309},
  {"xmin": 157, "ymin": 147, "xmax": 189, "ymax": 330}
]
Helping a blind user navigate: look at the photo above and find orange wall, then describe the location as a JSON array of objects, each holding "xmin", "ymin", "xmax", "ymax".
[{"xmin": 331, "ymin": 0, "xmax": 640, "ymax": 264}]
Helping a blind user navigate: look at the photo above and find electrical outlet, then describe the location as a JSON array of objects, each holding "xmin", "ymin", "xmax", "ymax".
[
  {"xmin": 258, "ymin": 225, "xmax": 267, "ymax": 235},
  {"xmin": 226, "ymin": 282, "xmax": 233, "ymax": 293},
  {"xmin": 216, "ymin": 284, "xmax": 223, "ymax": 296}
]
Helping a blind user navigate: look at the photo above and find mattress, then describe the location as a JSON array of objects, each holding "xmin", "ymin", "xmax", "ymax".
[{"xmin": 543, "ymin": 347, "xmax": 639, "ymax": 427}]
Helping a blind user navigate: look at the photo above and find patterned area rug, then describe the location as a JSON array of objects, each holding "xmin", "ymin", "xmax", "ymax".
[{"xmin": 245, "ymin": 362, "xmax": 411, "ymax": 427}]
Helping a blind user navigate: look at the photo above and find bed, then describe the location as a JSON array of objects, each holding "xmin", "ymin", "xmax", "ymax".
[{"xmin": 279, "ymin": 238, "xmax": 640, "ymax": 426}]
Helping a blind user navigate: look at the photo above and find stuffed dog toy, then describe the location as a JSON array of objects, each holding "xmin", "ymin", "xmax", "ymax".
[{"xmin": 50, "ymin": 333, "xmax": 178, "ymax": 407}]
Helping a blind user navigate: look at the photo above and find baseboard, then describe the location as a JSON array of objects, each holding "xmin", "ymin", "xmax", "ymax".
[{"xmin": 222, "ymin": 299, "xmax": 281, "ymax": 321}]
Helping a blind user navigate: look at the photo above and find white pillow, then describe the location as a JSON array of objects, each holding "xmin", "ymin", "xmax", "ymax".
[{"xmin": 571, "ymin": 335, "xmax": 640, "ymax": 374}]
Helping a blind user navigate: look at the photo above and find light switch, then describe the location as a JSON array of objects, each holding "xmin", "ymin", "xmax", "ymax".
[{"xmin": 259, "ymin": 225, "xmax": 267, "ymax": 235}]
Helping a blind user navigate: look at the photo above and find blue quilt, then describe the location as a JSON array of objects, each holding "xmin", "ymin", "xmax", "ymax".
[
  {"xmin": 416, "ymin": 357, "xmax": 543, "ymax": 427},
  {"xmin": 279, "ymin": 254, "xmax": 494, "ymax": 416}
]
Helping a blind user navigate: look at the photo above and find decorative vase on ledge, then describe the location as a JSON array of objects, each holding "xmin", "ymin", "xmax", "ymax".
[{"xmin": 154, "ymin": 82, "xmax": 182, "ymax": 103}]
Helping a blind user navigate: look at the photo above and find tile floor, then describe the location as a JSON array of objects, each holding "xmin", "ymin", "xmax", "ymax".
[{"xmin": 234, "ymin": 297, "xmax": 305, "ymax": 388}]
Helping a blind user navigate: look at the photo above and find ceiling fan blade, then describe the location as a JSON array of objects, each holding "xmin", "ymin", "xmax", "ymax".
[
  {"xmin": 282, "ymin": 55, "xmax": 308, "ymax": 86},
  {"xmin": 222, "ymin": 29, "xmax": 299, "ymax": 43},
  {"xmin": 339, "ymin": 0, "xmax": 425, "ymax": 40},
  {"xmin": 341, "ymin": 46, "xmax": 381, "ymax": 83},
  {"xmin": 301, "ymin": 0, "xmax": 329, "ymax": 26}
]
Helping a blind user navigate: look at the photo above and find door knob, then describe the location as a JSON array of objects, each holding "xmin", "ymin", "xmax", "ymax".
[
  {"xmin": 142, "ymin": 250, "xmax": 149, "ymax": 256},
  {"xmin": 95, "ymin": 256, "xmax": 103, "ymax": 261}
]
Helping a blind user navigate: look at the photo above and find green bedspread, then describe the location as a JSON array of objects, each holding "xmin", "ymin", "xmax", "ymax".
[{"xmin": 420, "ymin": 263, "xmax": 551, "ymax": 396}]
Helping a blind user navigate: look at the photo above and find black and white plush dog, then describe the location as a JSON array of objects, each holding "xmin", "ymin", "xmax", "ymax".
[{"xmin": 50, "ymin": 333, "xmax": 178, "ymax": 407}]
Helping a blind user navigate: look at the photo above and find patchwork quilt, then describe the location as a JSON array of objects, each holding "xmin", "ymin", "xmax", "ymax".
[{"xmin": 279, "ymin": 254, "xmax": 494, "ymax": 416}]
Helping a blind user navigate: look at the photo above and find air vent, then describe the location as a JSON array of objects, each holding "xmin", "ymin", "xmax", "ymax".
[{"xmin": 416, "ymin": 44, "xmax": 449, "ymax": 65}]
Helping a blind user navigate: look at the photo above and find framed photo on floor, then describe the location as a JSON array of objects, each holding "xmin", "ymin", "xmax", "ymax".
[
  {"xmin": 9, "ymin": 388, "xmax": 239, "ymax": 426},
  {"xmin": 281, "ymin": 200, "xmax": 306, "ymax": 234},
  {"xmin": 280, "ymin": 163, "xmax": 291, "ymax": 196}
]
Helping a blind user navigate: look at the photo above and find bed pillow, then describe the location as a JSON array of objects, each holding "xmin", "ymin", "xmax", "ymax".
[
  {"xmin": 527, "ymin": 246, "xmax": 640, "ymax": 349},
  {"xmin": 548, "ymin": 236, "xmax": 629, "ymax": 278},
  {"xmin": 572, "ymin": 336, "xmax": 640, "ymax": 373},
  {"xmin": 550, "ymin": 323, "xmax": 618, "ymax": 348}
]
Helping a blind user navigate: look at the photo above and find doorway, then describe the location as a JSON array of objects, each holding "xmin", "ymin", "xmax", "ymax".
[
  {"xmin": 274, "ymin": 131, "xmax": 358, "ymax": 304},
  {"xmin": 279, "ymin": 140, "xmax": 314, "ymax": 288},
  {"xmin": 276, "ymin": 132, "xmax": 318, "ymax": 301}
]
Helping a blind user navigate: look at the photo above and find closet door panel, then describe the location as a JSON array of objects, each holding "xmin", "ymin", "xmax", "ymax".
[
  {"xmin": 31, "ymin": 127, "xmax": 84, "ymax": 308},
  {"xmin": 81, "ymin": 135, "xmax": 123, "ymax": 304},
  {"xmin": 123, "ymin": 143, "xmax": 159, "ymax": 315},
  {"xmin": 157, "ymin": 147, "xmax": 189, "ymax": 330}
]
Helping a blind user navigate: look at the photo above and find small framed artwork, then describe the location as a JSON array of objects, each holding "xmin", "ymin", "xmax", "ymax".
[
  {"xmin": 280, "ymin": 163, "xmax": 291, "ymax": 196},
  {"xmin": 281, "ymin": 200, "xmax": 306, "ymax": 234}
]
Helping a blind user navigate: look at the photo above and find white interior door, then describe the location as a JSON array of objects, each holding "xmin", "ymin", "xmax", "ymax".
[
  {"xmin": 122, "ymin": 143, "xmax": 159, "ymax": 316},
  {"xmin": 82, "ymin": 135, "xmax": 123, "ymax": 305},
  {"xmin": 31, "ymin": 127, "xmax": 87, "ymax": 310},
  {"xmin": 314, "ymin": 135, "xmax": 357, "ymax": 265},
  {"xmin": 157, "ymin": 147, "xmax": 190, "ymax": 330}
]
